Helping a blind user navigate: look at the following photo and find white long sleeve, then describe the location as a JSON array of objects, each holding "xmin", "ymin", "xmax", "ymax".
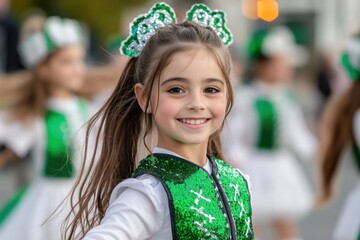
[
  {"xmin": 83, "ymin": 174, "xmax": 172, "ymax": 240},
  {"xmin": 222, "ymin": 88, "xmax": 257, "ymax": 168},
  {"xmin": 282, "ymin": 102, "xmax": 317, "ymax": 162},
  {"xmin": 0, "ymin": 111, "xmax": 39, "ymax": 158}
]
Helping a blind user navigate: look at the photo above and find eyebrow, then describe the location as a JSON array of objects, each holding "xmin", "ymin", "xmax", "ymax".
[{"xmin": 160, "ymin": 77, "xmax": 225, "ymax": 86}]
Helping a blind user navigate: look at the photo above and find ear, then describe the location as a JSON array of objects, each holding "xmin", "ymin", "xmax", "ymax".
[{"xmin": 134, "ymin": 83, "xmax": 150, "ymax": 113}]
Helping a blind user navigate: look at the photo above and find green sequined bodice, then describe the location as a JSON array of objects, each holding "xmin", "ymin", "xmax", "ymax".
[{"xmin": 133, "ymin": 154, "xmax": 254, "ymax": 240}]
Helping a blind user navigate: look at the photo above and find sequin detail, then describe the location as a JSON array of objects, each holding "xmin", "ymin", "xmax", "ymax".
[
  {"xmin": 186, "ymin": 3, "xmax": 233, "ymax": 46},
  {"xmin": 120, "ymin": 2, "xmax": 176, "ymax": 57},
  {"xmin": 119, "ymin": 2, "xmax": 233, "ymax": 57},
  {"xmin": 214, "ymin": 158, "xmax": 254, "ymax": 239},
  {"xmin": 132, "ymin": 154, "xmax": 253, "ymax": 239}
]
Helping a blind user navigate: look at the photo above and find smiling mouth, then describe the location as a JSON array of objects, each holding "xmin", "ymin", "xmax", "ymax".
[{"xmin": 178, "ymin": 118, "xmax": 209, "ymax": 125}]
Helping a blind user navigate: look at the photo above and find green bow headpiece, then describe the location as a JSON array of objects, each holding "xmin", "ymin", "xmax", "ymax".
[
  {"xmin": 120, "ymin": 2, "xmax": 233, "ymax": 57},
  {"xmin": 19, "ymin": 16, "xmax": 83, "ymax": 68}
]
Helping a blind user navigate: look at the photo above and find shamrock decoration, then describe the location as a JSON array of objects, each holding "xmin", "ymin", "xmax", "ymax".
[
  {"xmin": 186, "ymin": 3, "xmax": 233, "ymax": 46},
  {"xmin": 119, "ymin": 2, "xmax": 233, "ymax": 57},
  {"xmin": 120, "ymin": 2, "xmax": 177, "ymax": 57}
]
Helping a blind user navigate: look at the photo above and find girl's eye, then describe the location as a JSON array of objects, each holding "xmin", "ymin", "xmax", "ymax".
[
  {"xmin": 167, "ymin": 87, "xmax": 185, "ymax": 94},
  {"xmin": 204, "ymin": 87, "xmax": 220, "ymax": 94}
]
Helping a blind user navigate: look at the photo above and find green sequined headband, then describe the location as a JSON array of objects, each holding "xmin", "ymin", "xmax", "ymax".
[
  {"xmin": 119, "ymin": 2, "xmax": 233, "ymax": 57},
  {"xmin": 19, "ymin": 16, "xmax": 83, "ymax": 68}
]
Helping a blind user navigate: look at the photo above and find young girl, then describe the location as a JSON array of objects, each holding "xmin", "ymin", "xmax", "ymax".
[
  {"xmin": 0, "ymin": 16, "xmax": 103, "ymax": 240},
  {"xmin": 222, "ymin": 27, "xmax": 317, "ymax": 239},
  {"xmin": 64, "ymin": 3, "xmax": 254, "ymax": 240},
  {"xmin": 318, "ymin": 32, "xmax": 360, "ymax": 240}
]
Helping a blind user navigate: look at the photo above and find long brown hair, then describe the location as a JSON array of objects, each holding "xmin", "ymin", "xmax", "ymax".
[
  {"xmin": 318, "ymin": 80, "xmax": 360, "ymax": 203},
  {"xmin": 63, "ymin": 21, "xmax": 234, "ymax": 239}
]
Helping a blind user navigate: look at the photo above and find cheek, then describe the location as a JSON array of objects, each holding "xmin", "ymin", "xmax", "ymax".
[
  {"xmin": 152, "ymin": 95, "xmax": 181, "ymax": 120},
  {"xmin": 211, "ymin": 98, "xmax": 227, "ymax": 120}
]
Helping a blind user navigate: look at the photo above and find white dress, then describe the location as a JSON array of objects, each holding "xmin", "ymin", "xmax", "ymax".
[
  {"xmin": 0, "ymin": 97, "xmax": 90, "ymax": 240},
  {"xmin": 222, "ymin": 81, "xmax": 317, "ymax": 223},
  {"xmin": 333, "ymin": 109, "xmax": 360, "ymax": 240}
]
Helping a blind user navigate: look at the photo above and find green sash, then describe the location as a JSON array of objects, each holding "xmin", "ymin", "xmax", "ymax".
[
  {"xmin": 42, "ymin": 99, "xmax": 88, "ymax": 178},
  {"xmin": 0, "ymin": 187, "xmax": 28, "ymax": 226},
  {"xmin": 254, "ymin": 98, "xmax": 278, "ymax": 150}
]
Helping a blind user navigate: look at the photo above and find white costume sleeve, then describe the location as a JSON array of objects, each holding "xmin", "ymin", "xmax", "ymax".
[
  {"xmin": 83, "ymin": 174, "xmax": 170, "ymax": 240},
  {"xmin": 283, "ymin": 102, "xmax": 317, "ymax": 162},
  {"xmin": 0, "ymin": 111, "xmax": 36, "ymax": 158},
  {"xmin": 222, "ymin": 90, "xmax": 255, "ymax": 169},
  {"xmin": 353, "ymin": 109, "xmax": 360, "ymax": 146}
]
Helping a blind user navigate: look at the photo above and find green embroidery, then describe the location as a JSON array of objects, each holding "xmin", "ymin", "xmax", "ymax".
[
  {"xmin": 214, "ymin": 159, "xmax": 253, "ymax": 238},
  {"xmin": 254, "ymin": 98, "xmax": 278, "ymax": 150},
  {"xmin": 133, "ymin": 154, "xmax": 253, "ymax": 239}
]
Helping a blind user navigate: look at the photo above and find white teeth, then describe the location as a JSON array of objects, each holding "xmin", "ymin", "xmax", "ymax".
[{"xmin": 180, "ymin": 119, "xmax": 207, "ymax": 125}]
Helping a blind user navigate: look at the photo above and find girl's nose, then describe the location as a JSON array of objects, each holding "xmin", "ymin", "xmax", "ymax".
[{"xmin": 187, "ymin": 93, "xmax": 205, "ymax": 111}]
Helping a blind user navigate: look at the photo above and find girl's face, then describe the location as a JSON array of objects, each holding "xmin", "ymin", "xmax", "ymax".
[
  {"xmin": 258, "ymin": 54, "xmax": 294, "ymax": 84},
  {"xmin": 138, "ymin": 47, "xmax": 228, "ymax": 151},
  {"xmin": 39, "ymin": 45, "xmax": 86, "ymax": 95}
]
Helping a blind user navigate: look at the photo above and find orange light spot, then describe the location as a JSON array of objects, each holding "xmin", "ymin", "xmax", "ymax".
[
  {"xmin": 242, "ymin": 0, "xmax": 258, "ymax": 20},
  {"xmin": 258, "ymin": 0, "xmax": 279, "ymax": 22}
]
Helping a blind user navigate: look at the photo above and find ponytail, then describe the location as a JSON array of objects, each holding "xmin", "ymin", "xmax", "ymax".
[
  {"xmin": 319, "ymin": 81, "xmax": 360, "ymax": 202},
  {"xmin": 64, "ymin": 57, "xmax": 145, "ymax": 239}
]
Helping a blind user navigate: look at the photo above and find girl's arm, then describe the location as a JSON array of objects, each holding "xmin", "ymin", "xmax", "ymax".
[
  {"xmin": 78, "ymin": 58, "xmax": 128, "ymax": 99},
  {"xmin": 284, "ymin": 102, "xmax": 317, "ymax": 162},
  {"xmin": 83, "ymin": 175, "xmax": 169, "ymax": 240}
]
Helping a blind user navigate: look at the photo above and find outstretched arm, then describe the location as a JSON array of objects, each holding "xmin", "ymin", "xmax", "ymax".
[{"xmin": 83, "ymin": 175, "xmax": 169, "ymax": 240}]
